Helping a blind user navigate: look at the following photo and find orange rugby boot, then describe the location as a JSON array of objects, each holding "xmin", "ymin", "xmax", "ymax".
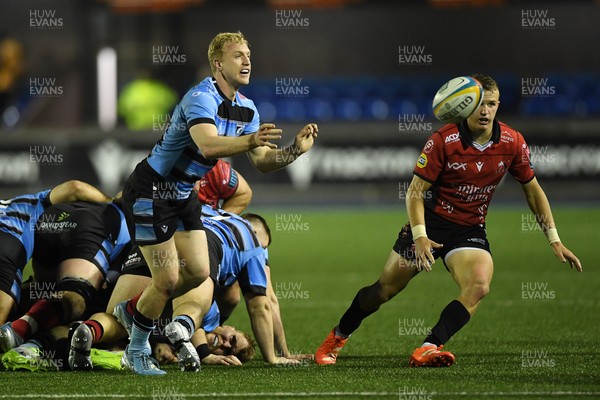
[
  {"xmin": 409, "ymin": 344, "xmax": 455, "ymax": 367},
  {"xmin": 315, "ymin": 328, "xmax": 349, "ymax": 365}
]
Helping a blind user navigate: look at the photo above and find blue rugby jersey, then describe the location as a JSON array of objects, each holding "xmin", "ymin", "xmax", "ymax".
[
  {"xmin": 98, "ymin": 203, "xmax": 132, "ymax": 273},
  {"xmin": 0, "ymin": 189, "xmax": 51, "ymax": 259},
  {"xmin": 202, "ymin": 301, "xmax": 220, "ymax": 333},
  {"xmin": 146, "ymin": 77, "xmax": 260, "ymax": 199},
  {"xmin": 201, "ymin": 205, "xmax": 267, "ymax": 295}
]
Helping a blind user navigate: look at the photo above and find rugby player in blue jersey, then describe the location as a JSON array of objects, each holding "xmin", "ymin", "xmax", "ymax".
[
  {"xmin": 0, "ymin": 201, "xmax": 131, "ymax": 355},
  {"xmin": 120, "ymin": 31, "xmax": 317, "ymax": 375},
  {"xmin": 0, "ymin": 181, "xmax": 111, "ymax": 327}
]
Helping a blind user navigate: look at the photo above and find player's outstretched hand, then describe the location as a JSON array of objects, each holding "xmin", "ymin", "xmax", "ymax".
[
  {"xmin": 413, "ymin": 237, "xmax": 443, "ymax": 272},
  {"xmin": 254, "ymin": 123, "xmax": 282, "ymax": 149},
  {"xmin": 294, "ymin": 123, "xmax": 319, "ymax": 154},
  {"xmin": 551, "ymin": 242, "xmax": 582, "ymax": 272},
  {"xmin": 201, "ymin": 354, "xmax": 243, "ymax": 366}
]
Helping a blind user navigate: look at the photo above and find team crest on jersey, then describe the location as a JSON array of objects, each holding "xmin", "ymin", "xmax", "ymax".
[
  {"xmin": 496, "ymin": 161, "xmax": 507, "ymax": 173},
  {"xmin": 417, "ymin": 153, "xmax": 428, "ymax": 168},
  {"xmin": 423, "ymin": 139, "xmax": 434, "ymax": 154},
  {"xmin": 236, "ymin": 123, "xmax": 245, "ymax": 135}
]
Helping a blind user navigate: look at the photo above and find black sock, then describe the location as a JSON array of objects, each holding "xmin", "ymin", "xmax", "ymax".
[
  {"xmin": 133, "ymin": 308, "xmax": 154, "ymax": 331},
  {"xmin": 425, "ymin": 300, "xmax": 471, "ymax": 346},
  {"xmin": 173, "ymin": 314, "xmax": 195, "ymax": 337},
  {"xmin": 31, "ymin": 331, "xmax": 68, "ymax": 370},
  {"xmin": 338, "ymin": 290, "xmax": 378, "ymax": 336}
]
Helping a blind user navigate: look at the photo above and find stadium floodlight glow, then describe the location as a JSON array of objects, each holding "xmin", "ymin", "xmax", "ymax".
[{"xmin": 97, "ymin": 47, "xmax": 117, "ymax": 132}]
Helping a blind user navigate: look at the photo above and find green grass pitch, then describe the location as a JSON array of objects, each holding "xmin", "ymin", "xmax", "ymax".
[{"xmin": 0, "ymin": 207, "xmax": 598, "ymax": 399}]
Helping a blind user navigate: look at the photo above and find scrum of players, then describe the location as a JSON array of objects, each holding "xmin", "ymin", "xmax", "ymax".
[{"xmin": 0, "ymin": 159, "xmax": 312, "ymax": 372}]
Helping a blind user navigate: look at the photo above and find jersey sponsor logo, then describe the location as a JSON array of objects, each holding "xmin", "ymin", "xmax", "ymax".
[
  {"xmin": 36, "ymin": 221, "xmax": 77, "ymax": 232},
  {"xmin": 467, "ymin": 237, "xmax": 487, "ymax": 246},
  {"xmin": 441, "ymin": 200, "xmax": 454, "ymax": 213},
  {"xmin": 57, "ymin": 211, "xmax": 69, "ymax": 222},
  {"xmin": 455, "ymin": 183, "xmax": 497, "ymax": 203},
  {"xmin": 423, "ymin": 139, "xmax": 434, "ymax": 154},
  {"xmin": 476, "ymin": 161, "xmax": 485, "ymax": 172},
  {"xmin": 447, "ymin": 162, "xmax": 467, "ymax": 170},
  {"xmin": 416, "ymin": 153, "xmax": 428, "ymax": 168},
  {"xmin": 124, "ymin": 252, "xmax": 142, "ymax": 268},
  {"xmin": 445, "ymin": 133, "xmax": 460, "ymax": 144},
  {"xmin": 500, "ymin": 131, "xmax": 514, "ymax": 143}
]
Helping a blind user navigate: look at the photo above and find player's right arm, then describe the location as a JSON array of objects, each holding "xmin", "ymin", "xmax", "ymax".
[
  {"xmin": 190, "ymin": 123, "xmax": 281, "ymax": 159},
  {"xmin": 244, "ymin": 292, "xmax": 299, "ymax": 365},
  {"xmin": 48, "ymin": 180, "xmax": 112, "ymax": 205},
  {"xmin": 406, "ymin": 175, "xmax": 441, "ymax": 272}
]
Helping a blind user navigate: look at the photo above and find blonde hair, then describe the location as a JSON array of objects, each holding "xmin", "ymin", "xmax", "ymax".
[{"xmin": 208, "ymin": 32, "xmax": 249, "ymax": 74}]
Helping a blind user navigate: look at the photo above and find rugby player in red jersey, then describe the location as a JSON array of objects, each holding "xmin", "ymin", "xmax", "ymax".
[{"xmin": 315, "ymin": 74, "xmax": 582, "ymax": 367}]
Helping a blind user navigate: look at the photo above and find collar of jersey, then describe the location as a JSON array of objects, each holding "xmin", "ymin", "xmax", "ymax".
[
  {"xmin": 211, "ymin": 77, "xmax": 238, "ymax": 106},
  {"xmin": 457, "ymin": 119, "xmax": 501, "ymax": 150}
]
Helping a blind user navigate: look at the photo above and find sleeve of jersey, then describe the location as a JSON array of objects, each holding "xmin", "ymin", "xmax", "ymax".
[
  {"xmin": 509, "ymin": 133, "xmax": 536, "ymax": 184},
  {"xmin": 238, "ymin": 252, "xmax": 267, "ymax": 296},
  {"xmin": 221, "ymin": 168, "xmax": 240, "ymax": 199},
  {"xmin": 184, "ymin": 92, "xmax": 218, "ymax": 129},
  {"xmin": 242, "ymin": 101, "xmax": 260, "ymax": 135},
  {"xmin": 413, "ymin": 133, "xmax": 445, "ymax": 183},
  {"xmin": 201, "ymin": 301, "xmax": 220, "ymax": 333},
  {"xmin": 39, "ymin": 189, "xmax": 53, "ymax": 208}
]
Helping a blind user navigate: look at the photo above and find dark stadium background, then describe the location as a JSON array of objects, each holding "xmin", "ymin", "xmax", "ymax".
[{"xmin": 1, "ymin": 0, "xmax": 598, "ymax": 204}]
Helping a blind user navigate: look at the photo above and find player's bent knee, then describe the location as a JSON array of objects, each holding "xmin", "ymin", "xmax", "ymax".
[
  {"xmin": 152, "ymin": 272, "xmax": 181, "ymax": 298},
  {"xmin": 184, "ymin": 264, "xmax": 209, "ymax": 287},
  {"xmin": 360, "ymin": 281, "xmax": 397, "ymax": 308},
  {"xmin": 464, "ymin": 281, "xmax": 490, "ymax": 303}
]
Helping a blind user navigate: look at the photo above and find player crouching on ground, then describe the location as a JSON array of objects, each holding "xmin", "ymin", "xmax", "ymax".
[{"xmin": 315, "ymin": 74, "xmax": 581, "ymax": 368}]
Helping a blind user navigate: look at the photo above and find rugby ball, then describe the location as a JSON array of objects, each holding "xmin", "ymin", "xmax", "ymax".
[{"xmin": 432, "ymin": 76, "xmax": 483, "ymax": 123}]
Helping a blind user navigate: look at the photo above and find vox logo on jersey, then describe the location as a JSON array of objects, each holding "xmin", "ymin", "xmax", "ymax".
[{"xmin": 447, "ymin": 162, "xmax": 467, "ymax": 170}]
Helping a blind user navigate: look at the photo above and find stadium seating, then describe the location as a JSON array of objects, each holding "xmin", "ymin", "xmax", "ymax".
[{"xmin": 241, "ymin": 74, "xmax": 600, "ymax": 122}]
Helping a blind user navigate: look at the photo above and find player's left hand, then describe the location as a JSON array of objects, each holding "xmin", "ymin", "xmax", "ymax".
[
  {"xmin": 294, "ymin": 123, "xmax": 319, "ymax": 154},
  {"xmin": 550, "ymin": 242, "xmax": 582, "ymax": 272}
]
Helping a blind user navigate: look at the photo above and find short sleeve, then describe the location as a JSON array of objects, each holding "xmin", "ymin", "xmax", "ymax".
[
  {"xmin": 509, "ymin": 132, "xmax": 535, "ymax": 184},
  {"xmin": 39, "ymin": 189, "xmax": 53, "ymax": 208},
  {"xmin": 238, "ymin": 252, "xmax": 267, "ymax": 296},
  {"xmin": 201, "ymin": 301, "xmax": 220, "ymax": 333},
  {"xmin": 413, "ymin": 132, "xmax": 445, "ymax": 183},
  {"xmin": 241, "ymin": 101, "xmax": 260, "ymax": 135},
  {"xmin": 184, "ymin": 91, "xmax": 219, "ymax": 128}
]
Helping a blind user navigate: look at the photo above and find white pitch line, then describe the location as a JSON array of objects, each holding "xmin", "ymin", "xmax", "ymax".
[{"xmin": 0, "ymin": 391, "xmax": 599, "ymax": 398}]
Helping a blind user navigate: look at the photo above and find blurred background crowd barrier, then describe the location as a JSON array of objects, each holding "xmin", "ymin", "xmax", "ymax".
[{"xmin": 1, "ymin": 0, "xmax": 598, "ymax": 205}]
